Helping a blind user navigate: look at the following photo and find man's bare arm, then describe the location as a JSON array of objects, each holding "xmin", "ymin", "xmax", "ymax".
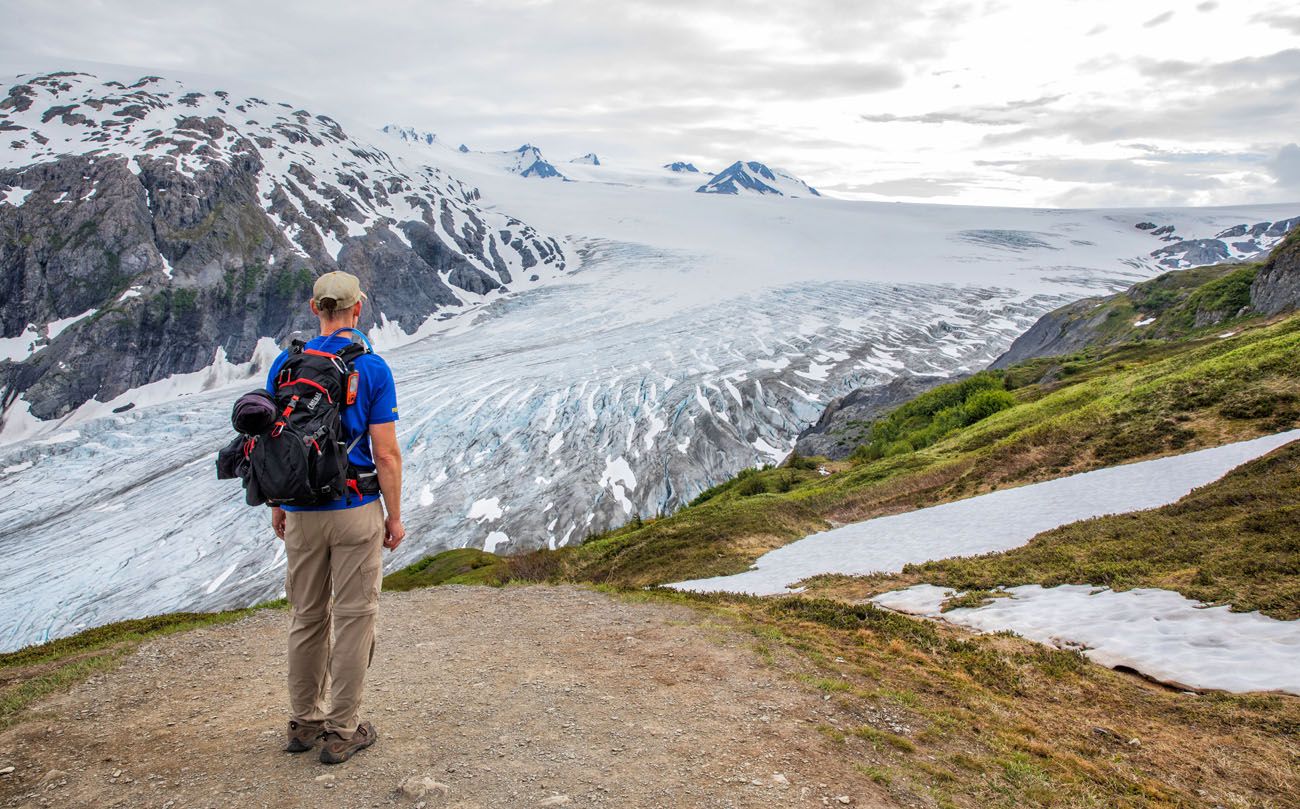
[{"xmin": 369, "ymin": 421, "xmax": 405, "ymax": 550}]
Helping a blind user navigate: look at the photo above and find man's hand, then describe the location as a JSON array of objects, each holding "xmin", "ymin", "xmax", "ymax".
[
  {"xmin": 271, "ymin": 506, "xmax": 287, "ymax": 540},
  {"xmin": 383, "ymin": 514, "xmax": 405, "ymax": 550}
]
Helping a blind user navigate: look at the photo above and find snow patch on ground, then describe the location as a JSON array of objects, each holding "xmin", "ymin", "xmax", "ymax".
[
  {"xmin": 2, "ymin": 186, "xmax": 31, "ymax": 206},
  {"xmin": 873, "ymin": 584, "xmax": 1300, "ymax": 696},
  {"xmin": 669, "ymin": 430, "xmax": 1300, "ymax": 595},
  {"xmin": 0, "ymin": 324, "xmax": 43, "ymax": 363}
]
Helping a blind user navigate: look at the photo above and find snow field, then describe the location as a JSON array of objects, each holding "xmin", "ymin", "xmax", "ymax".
[
  {"xmin": 873, "ymin": 584, "xmax": 1300, "ymax": 695},
  {"xmin": 670, "ymin": 430, "xmax": 1300, "ymax": 595}
]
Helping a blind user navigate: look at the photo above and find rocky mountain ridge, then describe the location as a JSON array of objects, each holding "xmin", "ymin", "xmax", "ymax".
[
  {"xmin": 0, "ymin": 71, "xmax": 568, "ymax": 424},
  {"xmin": 1136, "ymin": 215, "xmax": 1300, "ymax": 269}
]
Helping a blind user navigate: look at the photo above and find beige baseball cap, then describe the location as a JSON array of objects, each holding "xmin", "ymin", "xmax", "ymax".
[{"xmin": 312, "ymin": 271, "xmax": 367, "ymax": 310}]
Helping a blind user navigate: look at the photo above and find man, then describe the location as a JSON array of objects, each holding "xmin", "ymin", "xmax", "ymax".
[{"xmin": 266, "ymin": 270, "xmax": 405, "ymax": 765}]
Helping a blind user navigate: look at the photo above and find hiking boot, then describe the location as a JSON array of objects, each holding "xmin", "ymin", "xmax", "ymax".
[
  {"xmin": 284, "ymin": 720, "xmax": 324, "ymax": 753},
  {"xmin": 319, "ymin": 720, "xmax": 377, "ymax": 764}
]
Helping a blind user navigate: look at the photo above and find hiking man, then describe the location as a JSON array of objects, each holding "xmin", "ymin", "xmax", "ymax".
[{"xmin": 266, "ymin": 270, "xmax": 405, "ymax": 764}]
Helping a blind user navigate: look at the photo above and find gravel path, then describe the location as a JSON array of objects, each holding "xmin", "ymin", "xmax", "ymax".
[{"xmin": 0, "ymin": 585, "xmax": 889, "ymax": 808}]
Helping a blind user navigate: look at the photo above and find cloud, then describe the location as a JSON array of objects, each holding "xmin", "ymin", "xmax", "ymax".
[
  {"xmin": 1270, "ymin": 143, "xmax": 1300, "ymax": 187},
  {"xmin": 979, "ymin": 57, "xmax": 1300, "ymax": 148},
  {"xmin": 824, "ymin": 176, "xmax": 987, "ymax": 198},
  {"xmin": 971, "ymin": 147, "xmax": 1288, "ymax": 207},
  {"xmin": 860, "ymin": 94, "xmax": 1063, "ymax": 126},
  {"xmin": 1197, "ymin": 1, "xmax": 1218, "ymax": 10},
  {"xmin": 1143, "ymin": 10, "xmax": 1175, "ymax": 27},
  {"xmin": 1252, "ymin": 12, "xmax": 1300, "ymax": 34},
  {"xmin": 1137, "ymin": 47, "xmax": 1300, "ymax": 82}
]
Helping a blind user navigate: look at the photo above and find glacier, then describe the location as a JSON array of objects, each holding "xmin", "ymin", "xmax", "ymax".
[{"xmin": 1, "ymin": 95, "xmax": 1298, "ymax": 650}]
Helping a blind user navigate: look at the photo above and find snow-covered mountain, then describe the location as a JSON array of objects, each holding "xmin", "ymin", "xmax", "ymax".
[
  {"xmin": 570, "ymin": 153, "xmax": 600, "ymax": 166},
  {"xmin": 2, "ymin": 69, "xmax": 1298, "ymax": 652},
  {"xmin": 381, "ymin": 124, "xmax": 439, "ymax": 146},
  {"xmin": 696, "ymin": 160, "xmax": 820, "ymax": 197},
  {"xmin": 664, "ymin": 161, "xmax": 702, "ymax": 173},
  {"xmin": 0, "ymin": 71, "xmax": 567, "ymax": 424}
]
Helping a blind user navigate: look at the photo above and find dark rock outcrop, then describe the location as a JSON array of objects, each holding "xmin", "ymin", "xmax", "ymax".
[
  {"xmin": 1250, "ymin": 230, "xmax": 1300, "ymax": 316},
  {"xmin": 793, "ymin": 375, "xmax": 947, "ymax": 460}
]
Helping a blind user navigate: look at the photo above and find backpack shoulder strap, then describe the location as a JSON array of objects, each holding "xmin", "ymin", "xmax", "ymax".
[{"xmin": 336, "ymin": 341, "xmax": 369, "ymax": 364}]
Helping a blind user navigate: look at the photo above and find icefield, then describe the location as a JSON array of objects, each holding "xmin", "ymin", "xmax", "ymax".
[
  {"xmin": 3, "ymin": 109, "xmax": 1298, "ymax": 651},
  {"xmin": 669, "ymin": 430, "xmax": 1300, "ymax": 595},
  {"xmin": 872, "ymin": 584, "xmax": 1300, "ymax": 696}
]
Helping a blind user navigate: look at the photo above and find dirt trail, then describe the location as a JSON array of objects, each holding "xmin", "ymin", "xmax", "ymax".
[{"xmin": 0, "ymin": 585, "xmax": 890, "ymax": 809}]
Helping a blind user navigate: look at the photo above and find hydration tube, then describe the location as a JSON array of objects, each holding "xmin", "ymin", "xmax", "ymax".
[{"xmin": 327, "ymin": 326, "xmax": 374, "ymax": 352}]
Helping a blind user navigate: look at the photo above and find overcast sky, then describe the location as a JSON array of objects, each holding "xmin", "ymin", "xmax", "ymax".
[{"xmin": 3, "ymin": 0, "xmax": 1299, "ymax": 207}]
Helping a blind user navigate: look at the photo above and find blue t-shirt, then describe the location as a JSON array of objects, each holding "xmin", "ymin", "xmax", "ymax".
[{"xmin": 265, "ymin": 334, "xmax": 399, "ymax": 511}]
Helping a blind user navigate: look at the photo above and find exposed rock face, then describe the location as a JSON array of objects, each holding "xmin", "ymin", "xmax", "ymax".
[
  {"xmin": 1250, "ymin": 231, "xmax": 1300, "ymax": 316},
  {"xmin": 793, "ymin": 374, "xmax": 949, "ymax": 460},
  {"xmin": 986, "ymin": 298, "xmax": 1106, "ymax": 370},
  {"xmin": 1140, "ymin": 216, "xmax": 1300, "ymax": 268},
  {"xmin": 0, "ymin": 71, "xmax": 568, "ymax": 422},
  {"xmin": 1151, "ymin": 238, "xmax": 1229, "ymax": 268}
]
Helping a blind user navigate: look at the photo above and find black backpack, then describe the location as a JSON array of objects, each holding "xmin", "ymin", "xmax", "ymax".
[{"xmin": 220, "ymin": 333, "xmax": 372, "ymax": 508}]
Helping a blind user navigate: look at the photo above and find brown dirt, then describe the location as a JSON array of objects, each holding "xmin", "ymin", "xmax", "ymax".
[{"xmin": 0, "ymin": 585, "xmax": 892, "ymax": 809}]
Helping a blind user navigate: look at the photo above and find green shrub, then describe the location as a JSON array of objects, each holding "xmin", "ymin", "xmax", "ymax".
[
  {"xmin": 851, "ymin": 372, "xmax": 1012, "ymax": 461},
  {"xmin": 961, "ymin": 389, "xmax": 1016, "ymax": 425}
]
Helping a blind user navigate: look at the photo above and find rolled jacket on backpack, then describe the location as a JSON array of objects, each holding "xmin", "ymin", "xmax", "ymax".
[{"xmin": 232, "ymin": 389, "xmax": 277, "ymax": 435}]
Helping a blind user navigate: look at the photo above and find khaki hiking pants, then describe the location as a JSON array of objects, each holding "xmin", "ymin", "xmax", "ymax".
[{"xmin": 283, "ymin": 499, "xmax": 384, "ymax": 738}]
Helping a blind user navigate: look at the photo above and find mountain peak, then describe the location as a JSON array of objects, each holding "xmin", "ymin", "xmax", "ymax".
[
  {"xmin": 504, "ymin": 144, "xmax": 565, "ymax": 179},
  {"xmin": 382, "ymin": 124, "xmax": 438, "ymax": 146},
  {"xmin": 696, "ymin": 160, "xmax": 821, "ymax": 198},
  {"xmin": 570, "ymin": 153, "xmax": 600, "ymax": 166},
  {"xmin": 664, "ymin": 161, "xmax": 701, "ymax": 173}
]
